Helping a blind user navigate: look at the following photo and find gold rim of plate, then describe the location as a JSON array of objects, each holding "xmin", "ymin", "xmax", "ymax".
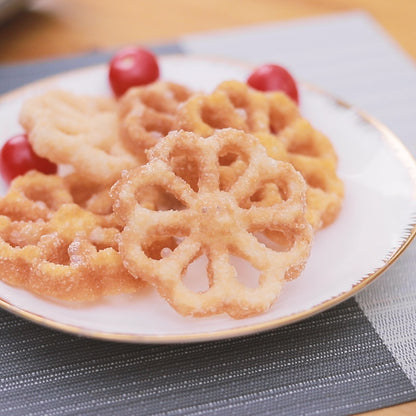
[{"xmin": 0, "ymin": 56, "xmax": 415, "ymax": 344}]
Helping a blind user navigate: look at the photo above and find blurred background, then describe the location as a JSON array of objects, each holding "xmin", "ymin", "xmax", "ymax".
[{"xmin": 0, "ymin": 0, "xmax": 415, "ymax": 64}]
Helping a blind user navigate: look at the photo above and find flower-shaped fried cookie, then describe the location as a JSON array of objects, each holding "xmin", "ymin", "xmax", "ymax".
[
  {"xmin": 178, "ymin": 80, "xmax": 344, "ymax": 230},
  {"xmin": 0, "ymin": 171, "xmax": 73, "ymax": 221},
  {"xmin": 119, "ymin": 81, "xmax": 193, "ymax": 156},
  {"xmin": 0, "ymin": 170, "xmax": 121, "ymax": 229},
  {"xmin": 112, "ymin": 129, "xmax": 313, "ymax": 318},
  {"xmin": 19, "ymin": 90, "xmax": 140, "ymax": 185},
  {"xmin": 0, "ymin": 203, "xmax": 143, "ymax": 301}
]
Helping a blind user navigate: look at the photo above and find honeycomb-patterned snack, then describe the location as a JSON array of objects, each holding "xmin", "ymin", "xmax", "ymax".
[
  {"xmin": 112, "ymin": 129, "xmax": 312, "ymax": 318},
  {"xmin": 177, "ymin": 80, "xmax": 344, "ymax": 230},
  {"xmin": 119, "ymin": 81, "xmax": 193, "ymax": 157},
  {"xmin": 0, "ymin": 203, "xmax": 143, "ymax": 301},
  {"xmin": 0, "ymin": 171, "xmax": 73, "ymax": 221},
  {"xmin": 19, "ymin": 90, "xmax": 140, "ymax": 185}
]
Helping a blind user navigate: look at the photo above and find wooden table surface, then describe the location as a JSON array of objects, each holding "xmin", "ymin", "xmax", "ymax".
[{"xmin": 1, "ymin": 1, "xmax": 415, "ymax": 415}]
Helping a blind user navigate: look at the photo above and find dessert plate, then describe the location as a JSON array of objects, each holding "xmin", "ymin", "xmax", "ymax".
[{"xmin": 0, "ymin": 55, "xmax": 415, "ymax": 343}]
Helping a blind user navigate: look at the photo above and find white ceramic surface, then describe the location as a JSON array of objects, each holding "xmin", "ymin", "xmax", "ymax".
[{"xmin": 0, "ymin": 55, "xmax": 415, "ymax": 343}]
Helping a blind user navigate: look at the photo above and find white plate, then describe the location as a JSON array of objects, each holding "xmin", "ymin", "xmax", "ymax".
[{"xmin": 0, "ymin": 55, "xmax": 415, "ymax": 343}]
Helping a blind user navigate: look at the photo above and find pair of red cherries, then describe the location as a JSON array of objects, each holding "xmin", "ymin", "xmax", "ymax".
[{"xmin": 0, "ymin": 47, "xmax": 299, "ymax": 184}]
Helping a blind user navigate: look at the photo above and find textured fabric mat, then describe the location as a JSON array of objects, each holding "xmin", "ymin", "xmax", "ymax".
[{"xmin": 0, "ymin": 299, "xmax": 414, "ymax": 416}]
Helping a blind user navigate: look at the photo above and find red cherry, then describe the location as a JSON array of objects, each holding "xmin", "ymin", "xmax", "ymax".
[
  {"xmin": 0, "ymin": 134, "xmax": 57, "ymax": 184},
  {"xmin": 109, "ymin": 47, "xmax": 160, "ymax": 97},
  {"xmin": 247, "ymin": 64, "xmax": 299, "ymax": 104}
]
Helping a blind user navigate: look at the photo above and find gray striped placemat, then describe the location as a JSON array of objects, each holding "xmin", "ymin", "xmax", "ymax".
[
  {"xmin": 0, "ymin": 299, "xmax": 413, "ymax": 416},
  {"xmin": 0, "ymin": 10, "xmax": 415, "ymax": 416}
]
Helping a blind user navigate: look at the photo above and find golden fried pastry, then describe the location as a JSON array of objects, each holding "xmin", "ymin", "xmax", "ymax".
[
  {"xmin": 19, "ymin": 90, "xmax": 140, "ymax": 185},
  {"xmin": 0, "ymin": 203, "xmax": 143, "ymax": 301},
  {"xmin": 112, "ymin": 129, "xmax": 312, "ymax": 318},
  {"xmin": 62, "ymin": 173, "xmax": 122, "ymax": 229},
  {"xmin": 178, "ymin": 80, "xmax": 344, "ymax": 230},
  {"xmin": 119, "ymin": 81, "xmax": 193, "ymax": 156},
  {"xmin": 0, "ymin": 171, "xmax": 73, "ymax": 221},
  {"xmin": 0, "ymin": 71, "xmax": 345, "ymax": 319},
  {"xmin": 0, "ymin": 169, "xmax": 121, "ymax": 228}
]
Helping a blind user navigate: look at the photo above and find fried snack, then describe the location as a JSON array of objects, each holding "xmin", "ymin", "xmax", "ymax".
[
  {"xmin": 0, "ymin": 169, "xmax": 121, "ymax": 228},
  {"xmin": 119, "ymin": 81, "xmax": 193, "ymax": 156},
  {"xmin": 178, "ymin": 80, "xmax": 344, "ymax": 230},
  {"xmin": 0, "ymin": 171, "xmax": 73, "ymax": 221},
  {"xmin": 112, "ymin": 129, "xmax": 312, "ymax": 318},
  {"xmin": 0, "ymin": 203, "xmax": 143, "ymax": 301},
  {"xmin": 257, "ymin": 128, "xmax": 343, "ymax": 229},
  {"xmin": 62, "ymin": 173, "xmax": 122, "ymax": 229},
  {"xmin": 178, "ymin": 80, "xmax": 271, "ymax": 135},
  {"xmin": 19, "ymin": 90, "xmax": 140, "ymax": 185},
  {"xmin": 0, "ymin": 170, "xmax": 144, "ymax": 301}
]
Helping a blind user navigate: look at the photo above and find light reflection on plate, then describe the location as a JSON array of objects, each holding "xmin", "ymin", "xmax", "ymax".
[{"xmin": 0, "ymin": 55, "xmax": 415, "ymax": 343}]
